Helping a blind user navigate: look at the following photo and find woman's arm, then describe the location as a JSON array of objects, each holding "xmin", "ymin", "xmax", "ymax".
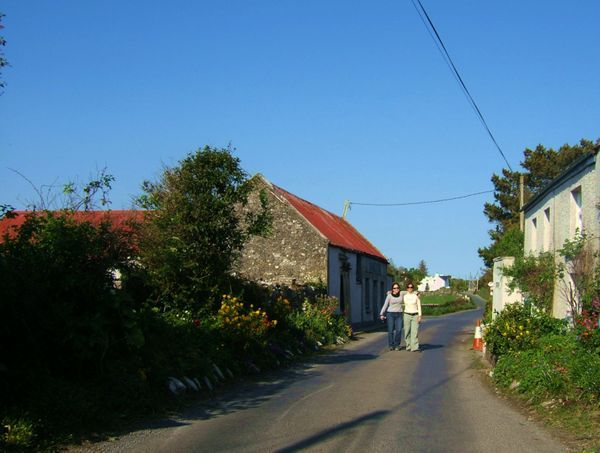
[
  {"xmin": 416, "ymin": 295, "xmax": 422, "ymax": 321},
  {"xmin": 380, "ymin": 294, "xmax": 390, "ymax": 318}
]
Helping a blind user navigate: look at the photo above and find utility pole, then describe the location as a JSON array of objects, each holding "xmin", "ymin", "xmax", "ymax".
[
  {"xmin": 342, "ymin": 200, "xmax": 350, "ymax": 219},
  {"xmin": 519, "ymin": 174, "xmax": 525, "ymax": 231}
]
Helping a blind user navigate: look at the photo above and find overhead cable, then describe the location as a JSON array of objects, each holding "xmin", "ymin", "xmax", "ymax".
[
  {"xmin": 410, "ymin": 0, "xmax": 513, "ymax": 172},
  {"xmin": 349, "ymin": 189, "xmax": 493, "ymax": 207}
]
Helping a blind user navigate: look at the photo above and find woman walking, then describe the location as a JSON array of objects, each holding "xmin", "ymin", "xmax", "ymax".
[
  {"xmin": 403, "ymin": 283, "xmax": 422, "ymax": 352},
  {"xmin": 380, "ymin": 282, "xmax": 404, "ymax": 351}
]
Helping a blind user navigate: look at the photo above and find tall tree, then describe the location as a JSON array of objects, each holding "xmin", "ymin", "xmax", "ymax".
[
  {"xmin": 418, "ymin": 259, "xmax": 428, "ymax": 277},
  {"xmin": 0, "ymin": 13, "xmax": 7, "ymax": 92},
  {"xmin": 479, "ymin": 138, "xmax": 599, "ymax": 267},
  {"xmin": 137, "ymin": 146, "xmax": 271, "ymax": 313}
]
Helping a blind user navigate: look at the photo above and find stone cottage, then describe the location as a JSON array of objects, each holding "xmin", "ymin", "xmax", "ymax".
[{"xmin": 236, "ymin": 174, "xmax": 390, "ymax": 325}]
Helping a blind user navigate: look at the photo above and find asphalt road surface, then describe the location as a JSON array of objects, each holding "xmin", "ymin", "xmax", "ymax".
[{"xmin": 88, "ymin": 297, "xmax": 566, "ymax": 452}]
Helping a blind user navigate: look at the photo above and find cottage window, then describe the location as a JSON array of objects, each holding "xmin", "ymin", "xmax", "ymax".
[
  {"xmin": 365, "ymin": 277, "xmax": 371, "ymax": 313},
  {"xmin": 530, "ymin": 217, "xmax": 538, "ymax": 253},
  {"xmin": 372, "ymin": 279, "xmax": 377, "ymax": 315},
  {"xmin": 543, "ymin": 208, "xmax": 551, "ymax": 251},
  {"xmin": 571, "ymin": 186, "xmax": 583, "ymax": 235}
]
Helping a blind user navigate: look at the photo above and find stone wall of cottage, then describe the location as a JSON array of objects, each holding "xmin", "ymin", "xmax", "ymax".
[{"xmin": 233, "ymin": 176, "xmax": 329, "ymax": 286}]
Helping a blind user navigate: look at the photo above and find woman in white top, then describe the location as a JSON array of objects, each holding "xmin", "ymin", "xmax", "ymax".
[
  {"xmin": 403, "ymin": 282, "xmax": 422, "ymax": 352},
  {"xmin": 379, "ymin": 282, "xmax": 404, "ymax": 351}
]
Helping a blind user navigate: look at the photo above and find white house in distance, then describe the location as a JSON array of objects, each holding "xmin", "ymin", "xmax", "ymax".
[
  {"xmin": 522, "ymin": 148, "xmax": 600, "ymax": 319},
  {"xmin": 417, "ymin": 274, "xmax": 451, "ymax": 292}
]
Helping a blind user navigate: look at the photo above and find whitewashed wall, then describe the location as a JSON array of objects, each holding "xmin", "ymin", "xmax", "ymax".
[{"xmin": 524, "ymin": 153, "xmax": 599, "ymax": 318}]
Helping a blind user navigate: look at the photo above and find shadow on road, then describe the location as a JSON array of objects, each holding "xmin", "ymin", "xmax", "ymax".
[
  {"xmin": 311, "ymin": 353, "xmax": 378, "ymax": 365},
  {"xmin": 419, "ymin": 343, "xmax": 443, "ymax": 351},
  {"xmin": 275, "ymin": 409, "xmax": 390, "ymax": 452}
]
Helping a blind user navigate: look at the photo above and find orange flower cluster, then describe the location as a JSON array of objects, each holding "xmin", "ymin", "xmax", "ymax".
[{"xmin": 217, "ymin": 294, "xmax": 277, "ymax": 337}]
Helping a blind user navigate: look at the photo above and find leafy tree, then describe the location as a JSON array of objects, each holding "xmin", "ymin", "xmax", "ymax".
[
  {"xmin": 418, "ymin": 259, "xmax": 428, "ymax": 277},
  {"xmin": 479, "ymin": 139, "xmax": 598, "ymax": 267},
  {"xmin": 479, "ymin": 226, "xmax": 524, "ymax": 268},
  {"xmin": 0, "ymin": 12, "xmax": 7, "ymax": 92},
  {"xmin": 137, "ymin": 146, "xmax": 272, "ymax": 313}
]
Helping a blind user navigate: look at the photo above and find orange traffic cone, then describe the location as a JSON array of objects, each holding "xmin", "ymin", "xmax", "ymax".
[{"xmin": 472, "ymin": 320, "xmax": 483, "ymax": 351}]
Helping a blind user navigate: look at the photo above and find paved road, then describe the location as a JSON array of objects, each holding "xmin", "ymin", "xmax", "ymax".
[{"xmin": 91, "ymin": 297, "xmax": 566, "ymax": 452}]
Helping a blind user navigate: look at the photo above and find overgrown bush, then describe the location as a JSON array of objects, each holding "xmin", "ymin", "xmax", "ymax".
[
  {"xmin": 575, "ymin": 299, "xmax": 600, "ymax": 354},
  {"xmin": 493, "ymin": 333, "xmax": 600, "ymax": 404},
  {"xmin": 0, "ymin": 211, "xmax": 143, "ymax": 380},
  {"xmin": 287, "ymin": 296, "xmax": 350, "ymax": 346},
  {"xmin": 503, "ymin": 252, "xmax": 556, "ymax": 314},
  {"xmin": 484, "ymin": 303, "xmax": 568, "ymax": 358}
]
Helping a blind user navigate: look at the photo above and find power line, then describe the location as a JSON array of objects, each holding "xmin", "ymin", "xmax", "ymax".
[
  {"xmin": 410, "ymin": 0, "xmax": 513, "ymax": 172},
  {"xmin": 349, "ymin": 189, "xmax": 493, "ymax": 207}
]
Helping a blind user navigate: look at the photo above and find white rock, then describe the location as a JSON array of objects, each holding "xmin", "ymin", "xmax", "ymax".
[
  {"xmin": 225, "ymin": 367, "xmax": 234, "ymax": 378},
  {"xmin": 212, "ymin": 364, "xmax": 225, "ymax": 380},
  {"xmin": 182, "ymin": 376, "xmax": 199, "ymax": 391},
  {"xmin": 203, "ymin": 376, "xmax": 213, "ymax": 391},
  {"xmin": 166, "ymin": 377, "xmax": 186, "ymax": 395},
  {"xmin": 193, "ymin": 377, "xmax": 202, "ymax": 390}
]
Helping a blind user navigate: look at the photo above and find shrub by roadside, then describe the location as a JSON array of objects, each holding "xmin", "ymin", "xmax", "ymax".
[
  {"xmin": 492, "ymin": 332, "xmax": 600, "ymax": 405},
  {"xmin": 483, "ymin": 303, "xmax": 567, "ymax": 359},
  {"xmin": 482, "ymin": 302, "xmax": 600, "ymax": 451},
  {"xmin": 0, "ymin": 211, "xmax": 352, "ymax": 451}
]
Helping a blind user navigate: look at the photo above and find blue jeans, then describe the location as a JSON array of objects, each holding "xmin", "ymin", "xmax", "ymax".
[{"xmin": 386, "ymin": 312, "xmax": 403, "ymax": 348}]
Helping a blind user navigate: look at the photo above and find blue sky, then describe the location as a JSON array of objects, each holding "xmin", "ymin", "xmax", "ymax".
[{"xmin": 1, "ymin": 1, "xmax": 599, "ymax": 279}]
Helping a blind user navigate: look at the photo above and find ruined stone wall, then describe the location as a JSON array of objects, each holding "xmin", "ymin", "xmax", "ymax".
[{"xmin": 233, "ymin": 176, "xmax": 329, "ymax": 286}]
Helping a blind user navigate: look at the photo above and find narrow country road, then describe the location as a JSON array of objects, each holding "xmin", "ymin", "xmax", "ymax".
[{"xmin": 86, "ymin": 297, "xmax": 566, "ymax": 452}]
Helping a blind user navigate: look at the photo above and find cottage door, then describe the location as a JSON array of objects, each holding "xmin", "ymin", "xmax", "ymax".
[{"xmin": 340, "ymin": 273, "xmax": 351, "ymax": 322}]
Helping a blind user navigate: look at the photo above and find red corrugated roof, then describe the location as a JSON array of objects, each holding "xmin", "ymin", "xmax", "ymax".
[
  {"xmin": 0, "ymin": 210, "xmax": 146, "ymax": 240},
  {"xmin": 272, "ymin": 185, "xmax": 388, "ymax": 262}
]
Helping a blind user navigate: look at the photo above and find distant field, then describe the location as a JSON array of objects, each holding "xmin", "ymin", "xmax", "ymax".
[{"xmin": 420, "ymin": 294, "xmax": 457, "ymax": 305}]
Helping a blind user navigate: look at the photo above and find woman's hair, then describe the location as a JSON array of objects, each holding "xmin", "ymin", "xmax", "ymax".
[
  {"xmin": 391, "ymin": 282, "xmax": 400, "ymax": 289},
  {"xmin": 407, "ymin": 282, "xmax": 415, "ymax": 288}
]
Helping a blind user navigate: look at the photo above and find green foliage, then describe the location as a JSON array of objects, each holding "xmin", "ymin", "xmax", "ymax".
[
  {"xmin": 387, "ymin": 260, "xmax": 428, "ymax": 288},
  {"xmin": 62, "ymin": 169, "xmax": 115, "ymax": 211},
  {"xmin": 450, "ymin": 278, "xmax": 469, "ymax": 291},
  {"xmin": 503, "ymin": 252, "xmax": 556, "ymax": 313},
  {"xmin": 286, "ymin": 296, "xmax": 350, "ymax": 345},
  {"xmin": 493, "ymin": 333, "xmax": 600, "ymax": 404},
  {"xmin": 136, "ymin": 146, "xmax": 271, "ymax": 313},
  {"xmin": 420, "ymin": 294, "xmax": 457, "ymax": 305},
  {"xmin": 558, "ymin": 232, "xmax": 600, "ymax": 318},
  {"xmin": 421, "ymin": 297, "xmax": 476, "ymax": 316},
  {"xmin": 479, "ymin": 138, "xmax": 597, "ymax": 267},
  {"xmin": 0, "ymin": 12, "xmax": 7, "ymax": 92},
  {"xmin": 483, "ymin": 303, "xmax": 567, "ymax": 357},
  {"xmin": 2, "ymin": 417, "xmax": 35, "ymax": 450},
  {"xmin": 478, "ymin": 226, "xmax": 524, "ymax": 269},
  {"xmin": 0, "ymin": 211, "xmax": 142, "ymax": 381},
  {"xmin": 575, "ymin": 299, "xmax": 600, "ymax": 355}
]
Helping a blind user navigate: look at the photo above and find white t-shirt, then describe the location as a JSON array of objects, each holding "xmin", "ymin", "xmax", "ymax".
[{"xmin": 403, "ymin": 293, "xmax": 421, "ymax": 316}]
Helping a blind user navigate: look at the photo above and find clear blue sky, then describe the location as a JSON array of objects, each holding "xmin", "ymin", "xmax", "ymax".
[{"xmin": 1, "ymin": 1, "xmax": 599, "ymax": 279}]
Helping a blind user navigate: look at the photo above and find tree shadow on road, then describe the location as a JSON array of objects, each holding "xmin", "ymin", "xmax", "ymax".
[{"xmin": 275, "ymin": 409, "xmax": 390, "ymax": 452}]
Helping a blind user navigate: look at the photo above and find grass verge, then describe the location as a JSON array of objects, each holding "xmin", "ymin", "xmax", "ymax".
[
  {"xmin": 490, "ymin": 376, "xmax": 600, "ymax": 452},
  {"xmin": 422, "ymin": 297, "xmax": 476, "ymax": 316},
  {"xmin": 420, "ymin": 294, "xmax": 457, "ymax": 305}
]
